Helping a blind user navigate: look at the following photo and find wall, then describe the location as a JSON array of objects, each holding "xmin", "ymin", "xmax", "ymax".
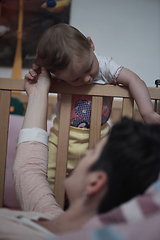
[
  {"xmin": 0, "ymin": 67, "xmax": 29, "ymax": 79},
  {"xmin": 1, "ymin": 0, "xmax": 160, "ymax": 87}
]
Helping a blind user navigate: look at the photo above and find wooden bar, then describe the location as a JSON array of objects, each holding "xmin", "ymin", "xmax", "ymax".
[
  {"xmin": 0, "ymin": 78, "xmax": 159, "ymax": 100},
  {"xmin": 51, "ymin": 82, "xmax": 132, "ymax": 98},
  {"xmin": 54, "ymin": 94, "xmax": 72, "ymax": 208},
  {"xmin": 0, "ymin": 90, "xmax": 11, "ymax": 207},
  {"xmin": 0, "ymin": 78, "xmax": 25, "ymax": 91},
  {"xmin": 89, "ymin": 96, "xmax": 103, "ymax": 149},
  {"xmin": 122, "ymin": 98, "xmax": 134, "ymax": 118}
]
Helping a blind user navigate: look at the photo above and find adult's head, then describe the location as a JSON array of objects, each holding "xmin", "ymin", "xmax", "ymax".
[
  {"xmin": 65, "ymin": 118, "xmax": 160, "ymax": 214},
  {"xmin": 35, "ymin": 23, "xmax": 99, "ymax": 86},
  {"xmin": 91, "ymin": 117, "xmax": 160, "ymax": 213}
]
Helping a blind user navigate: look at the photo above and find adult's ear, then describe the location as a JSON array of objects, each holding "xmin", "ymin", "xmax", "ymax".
[
  {"xmin": 87, "ymin": 37, "xmax": 95, "ymax": 51},
  {"xmin": 86, "ymin": 171, "xmax": 107, "ymax": 197}
]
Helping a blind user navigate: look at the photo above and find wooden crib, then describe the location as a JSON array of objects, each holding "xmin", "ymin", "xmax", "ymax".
[{"xmin": 0, "ymin": 77, "xmax": 160, "ymax": 208}]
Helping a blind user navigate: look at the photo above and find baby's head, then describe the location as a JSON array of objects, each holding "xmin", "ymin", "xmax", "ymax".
[{"xmin": 35, "ymin": 23, "xmax": 99, "ymax": 86}]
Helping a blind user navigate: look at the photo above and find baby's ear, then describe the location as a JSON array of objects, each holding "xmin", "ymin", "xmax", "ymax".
[{"xmin": 87, "ymin": 37, "xmax": 95, "ymax": 51}]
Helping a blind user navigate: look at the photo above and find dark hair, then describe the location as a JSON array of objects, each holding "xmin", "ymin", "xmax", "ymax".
[
  {"xmin": 90, "ymin": 117, "xmax": 160, "ymax": 214},
  {"xmin": 35, "ymin": 23, "xmax": 91, "ymax": 73}
]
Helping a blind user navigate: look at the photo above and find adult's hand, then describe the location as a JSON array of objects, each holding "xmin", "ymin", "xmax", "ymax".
[{"xmin": 24, "ymin": 65, "xmax": 51, "ymax": 96}]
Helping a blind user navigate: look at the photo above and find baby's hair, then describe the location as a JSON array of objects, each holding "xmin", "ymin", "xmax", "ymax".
[{"xmin": 35, "ymin": 23, "xmax": 91, "ymax": 73}]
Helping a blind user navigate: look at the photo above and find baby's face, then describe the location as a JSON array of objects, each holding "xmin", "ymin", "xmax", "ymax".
[{"xmin": 53, "ymin": 50, "xmax": 99, "ymax": 86}]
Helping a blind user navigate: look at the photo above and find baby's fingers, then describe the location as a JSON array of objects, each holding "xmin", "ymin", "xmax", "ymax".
[
  {"xmin": 25, "ymin": 72, "xmax": 38, "ymax": 85},
  {"xmin": 29, "ymin": 68, "xmax": 38, "ymax": 78},
  {"xmin": 25, "ymin": 72, "xmax": 34, "ymax": 80},
  {"xmin": 32, "ymin": 63, "xmax": 41, "ymax": 74}
]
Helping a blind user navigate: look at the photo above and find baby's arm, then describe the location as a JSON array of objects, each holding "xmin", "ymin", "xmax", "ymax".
[{"xmin": 117, "ymin": 67, "xmax": 160, "ymax": 124}]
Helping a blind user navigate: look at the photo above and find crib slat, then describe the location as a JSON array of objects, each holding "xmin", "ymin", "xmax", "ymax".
[
  {"xmin": 89, "ymin": 96, "xmax": 103, "ymax": 149},
  {"xmin": 0, "ymin": 90, "xmax": 11, "ymax": 207},
  {"xmin": 122, "ymin": 98, "xmax": 134, "ymax": 118},
  {"xmin": 54, "ymin": 93, "xmax": 72, "ymax": 208}
]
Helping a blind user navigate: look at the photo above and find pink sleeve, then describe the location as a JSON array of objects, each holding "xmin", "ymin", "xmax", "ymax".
[{"xmin": 13, "ymin": 141, "xmax": 63, "ymax": 219}]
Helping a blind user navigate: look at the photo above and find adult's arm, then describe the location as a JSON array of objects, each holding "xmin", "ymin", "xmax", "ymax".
[{"xmin": 13, "ymin": 68, "xmax": 63, "ymax": 218}]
